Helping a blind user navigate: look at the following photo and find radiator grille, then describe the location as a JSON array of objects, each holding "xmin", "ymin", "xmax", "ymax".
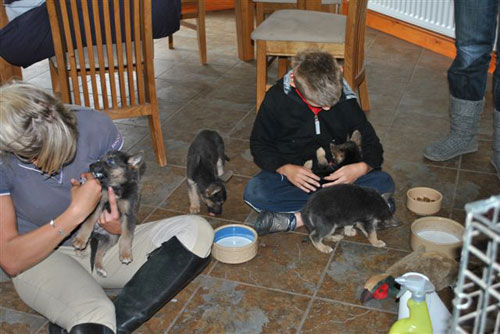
[{"xmin": 368, "ymin": 0, "xmax": 455, "ymax": 37}]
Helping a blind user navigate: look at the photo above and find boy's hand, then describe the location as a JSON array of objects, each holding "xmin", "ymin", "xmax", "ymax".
[
  {"xmin": 323, "ymin": 162, "xmax": 371, "ymax": 187},
  {"xmin": 97, "ymin": 187, "xmax": 122, "ymax": 235},
  {"xmin": 277, "ymin": 164, "xmax": 320, "ymax": 193}
]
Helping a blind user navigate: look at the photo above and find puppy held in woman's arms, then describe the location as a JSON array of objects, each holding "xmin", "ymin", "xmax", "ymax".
[{"xmin": 72, "ymin": 150, "xmax": 145, "ymax": 277}]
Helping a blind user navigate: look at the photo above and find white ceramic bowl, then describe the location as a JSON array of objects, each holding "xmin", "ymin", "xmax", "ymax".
[
  {"xmin": 407, "ymin": 187, "xmax": 443, "ymax": 216},
  {"xmin": 410, "ymin": 216, "xmax": 464, "ymax": 258},
  {"xmin": 212, "ymin": 224, "xmax": 258, "ymax": 264}
]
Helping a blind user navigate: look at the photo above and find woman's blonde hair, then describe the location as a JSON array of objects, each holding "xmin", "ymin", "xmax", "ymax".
[
  {"xmin": 292, "ymin": 49, "xmax": 343, "ymax": 107},
  {"xmin": 0, "ymin": 82, "xmax": 78, "ymax": 174}
]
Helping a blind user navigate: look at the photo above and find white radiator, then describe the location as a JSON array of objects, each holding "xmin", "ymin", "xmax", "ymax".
[{"xmin": 368, "ymin": 0, "xmax": 455, "ymax": 38}]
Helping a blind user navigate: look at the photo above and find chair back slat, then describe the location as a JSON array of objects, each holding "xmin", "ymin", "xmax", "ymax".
[
  {"xmin": 69, "ymin": 0, "xmax": 90, "ymax": 106},
  {"xmin": 101, "ymin": 0, "xmax": 118, "ymax": 108},
  {"xmin": 80, "ymin": 0, "xmax": 100, "ymax": 109},
  {"xmin": 133, "ymin": 0, "xmax": 146, "ymax": 104},
  {"xmin": 344, "ymin": 0, "xmax": 368, "ymax": 86},
  {"xmin": 112, "ymin": 0, "xmax": 127, "ymax": 107},
  {"xmin": 123, "ymin": 0, "xmax": 136, "ymax": 106},
  {"xmin": 58, "ymin": 0, "xmax": 81, "ymax": 104},
  {"xmin": 142, "ymin": 0, "xmax": 157, "ymax": 105},
  {"xmin": 91, "ymin": 0, "xmax": 109, "ymax": 109}
]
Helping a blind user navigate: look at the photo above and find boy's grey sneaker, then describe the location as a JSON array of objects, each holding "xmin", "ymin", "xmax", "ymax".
[
  {"xmin": 253, "ymin": 211, "xmax": 296, "ymax": 235},
  {"xmin": 424, "ymin": 96, "xmax": 483, "ymax": 161}
]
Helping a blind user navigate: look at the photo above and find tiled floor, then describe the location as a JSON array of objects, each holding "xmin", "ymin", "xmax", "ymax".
[{"xmin": 1, "ymin": 10, "xmax": 499, "ymax": 334}]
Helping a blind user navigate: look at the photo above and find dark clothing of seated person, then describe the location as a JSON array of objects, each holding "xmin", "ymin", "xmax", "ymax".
[
  {"xmin": 0, "ymin": 82, "xmax": 214, "ymax": 334},
  {"xmin": 244, "ymin": 49, "xmax": 396, "ymax": 235},
  {"xmin": 0, "ymin": 0, "xmax": 181, "ymax": 68}
]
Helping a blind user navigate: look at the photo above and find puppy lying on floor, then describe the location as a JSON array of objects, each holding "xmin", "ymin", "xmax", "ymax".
[
  {"xmin": 187, "ymin": 129, "xmax": 232, "ymax": 216},
  {"xmin": 72, "ymin": 150, "xmax": 145, "ymax": 277}
]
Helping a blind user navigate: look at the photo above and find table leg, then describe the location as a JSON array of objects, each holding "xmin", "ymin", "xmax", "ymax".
[{"xmin": 234, "ymin": 0, "xmax": 254, "ymax": 61}]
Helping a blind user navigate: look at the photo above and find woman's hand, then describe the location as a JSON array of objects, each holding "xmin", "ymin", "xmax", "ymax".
[
  {"xmin": 69, "ymin": 172, "xmax": 102, "ymax": 222},
  {"xmin": 323, "ymin": 162, "xmax": 371, "ymax": 187},
  {"xmin": 97, "ymin": 187, "xmax": 122, "ymax": 235},
  {"xmin": 276, "ymin": 164, "xmax": 320, "ymax": 193}
]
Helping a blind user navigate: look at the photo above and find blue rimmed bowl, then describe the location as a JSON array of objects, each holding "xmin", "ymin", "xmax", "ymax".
[{"xmin": 212, "ymin": 224, "xmax": 258, "ymax": 264}]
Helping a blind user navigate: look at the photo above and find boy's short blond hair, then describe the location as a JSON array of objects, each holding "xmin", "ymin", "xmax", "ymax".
[
  {"xmin": 0, "ymin": 82, "xmax": 78, "ymax": 174},
  {"xmin": 292, "ymin": 49, "xmax": 343, "ymax": 107}
]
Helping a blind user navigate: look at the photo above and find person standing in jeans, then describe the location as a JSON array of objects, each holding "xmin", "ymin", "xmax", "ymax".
[{"xmin": 424, "ymin": 0, "xmax": 500, "ymax": 180}]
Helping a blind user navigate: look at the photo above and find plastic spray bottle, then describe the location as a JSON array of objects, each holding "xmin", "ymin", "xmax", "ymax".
[{"xmin": 388, "ymin": 275, "xmax": 434, "ymax": 334}]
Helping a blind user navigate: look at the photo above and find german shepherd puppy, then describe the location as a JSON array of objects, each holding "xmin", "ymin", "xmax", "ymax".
[
  {"xmin": 301, "ymin": 184, "xmax": 399, "ymax": 254},
  {"xmin": 72, "ymin": 150, "xmax": 145, "ymax": 277},
  {"xmin": 187, "ymin": 130, "xmax": 232, "ymax": 216},
  {"xmin": 304, "ymin": 130, "xmax": 363, "ymax": 185}
]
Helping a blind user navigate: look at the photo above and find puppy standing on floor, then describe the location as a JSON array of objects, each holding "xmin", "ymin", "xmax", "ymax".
[
  {"xmin": 301, "ymin": 184, "xmax": 400, "ymax": 254},
  {"xmin": 72, "ymin": 150, "xmax": 145, "ymax": 277},
  {"xmin": 187, "ymin": 130, "xmax": 232, "ymax": 216}
]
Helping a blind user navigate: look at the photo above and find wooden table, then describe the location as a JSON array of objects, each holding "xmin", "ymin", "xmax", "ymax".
[{"xmin": 234, "ymin": 0, "xmax": 323, "ymax": 61}]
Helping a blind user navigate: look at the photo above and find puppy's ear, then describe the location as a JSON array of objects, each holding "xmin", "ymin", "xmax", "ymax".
[
  {"xmin": 205, "ymin": 184, "xmax": 222, "ymax": 198},
  {"xmin": 350, "ymin": 130, "xmax": 362, "ymax": 147},
  {"xmin": 128, "ymin": 152, "xmax": 144, "ymax": 169}
]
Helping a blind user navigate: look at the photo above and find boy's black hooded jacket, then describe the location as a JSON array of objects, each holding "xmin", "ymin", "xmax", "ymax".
[{"xmin": 250, "ymin": 77, "xmax": 383, "ymax": 173}]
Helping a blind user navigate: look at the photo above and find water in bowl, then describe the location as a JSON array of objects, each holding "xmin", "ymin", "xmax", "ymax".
[
  {"xmin": 216, "ymin": 236, "xmax": 253, "ymax": 247},
  {"xmin": 417, "ymin": 230, "xmax": 460, "ymax": 244}
]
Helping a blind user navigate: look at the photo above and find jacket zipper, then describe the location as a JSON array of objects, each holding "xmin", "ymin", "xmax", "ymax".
[{"xmin": 314, "ymin": 115, "xmax": 321, "ymax": 135}]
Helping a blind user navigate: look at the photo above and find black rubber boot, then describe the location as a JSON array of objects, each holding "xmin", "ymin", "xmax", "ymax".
[
  {"xmin": 253, "ymin": 211, "xmax": 296, "ymax": 235},
  {"xmin": 114, "ymin": 236, "xmax": 210, "ymax": 334},
  {"xmin": 48, "ymin": 322, "xmax": 113, "ymax": 334}
]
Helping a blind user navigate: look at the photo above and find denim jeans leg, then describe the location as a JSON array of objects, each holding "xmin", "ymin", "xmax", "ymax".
[
  {"xmin": 448, "ymin": 0, "xmax": 498, "ymax": 101},
  {"xmin": 243, "ymin": 170, "xmax": 311, "ymax": 213},
  {"xmin": 353, "ymin": 171, "xmax": 395, "ymax": 195}
]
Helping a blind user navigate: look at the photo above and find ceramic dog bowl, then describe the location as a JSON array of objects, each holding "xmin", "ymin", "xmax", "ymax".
[
  {"xmin": 407, "ymin": 187, "xmax": 443, "ymax": 216},
  {"xmin": 212, "ymin": 224, "xmax": 258, "ymax": 264},
  {"xmin": 411, "ymin": 216, "xmax": 464, "ymax": 258}
]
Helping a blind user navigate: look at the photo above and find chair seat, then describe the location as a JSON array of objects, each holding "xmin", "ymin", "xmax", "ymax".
[{"xmin": 251, "ymin": 9, "xmax": 345, "ymax": 43}]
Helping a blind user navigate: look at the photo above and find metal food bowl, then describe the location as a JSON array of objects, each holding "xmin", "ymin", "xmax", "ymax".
[{"xmin": 212, "ymin": 224, "xmax": 258, "ymax": 264}]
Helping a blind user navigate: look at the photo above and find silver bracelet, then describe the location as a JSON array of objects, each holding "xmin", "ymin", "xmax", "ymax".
[{"xmin": 49, "ymin": 219, "xmax": 67, "ymax": 237}]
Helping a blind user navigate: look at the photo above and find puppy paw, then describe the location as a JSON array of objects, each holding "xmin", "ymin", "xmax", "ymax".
[
  {"xmin": 314, "ymin": 244, "xmax": 334, "ymax": 254},
  {"xmin": 72, "ymin": 238, "xmax": 88, "ymax": 250},
  {"xmin": 119, "ymin": 252, "xmax": 133, "ymax": 265},
  {"xmin": 343, "ymin": 226, "xmax": 357, "ymax": 237},
  {"xmin": 96, "ymin": 266, "xmax": 108, "ymax": 278},
  {"xmin": 372, "ymin": 240, "xmax": 386, "ymax": 248},
  {"xmin": 74, "ymin": 249, "xmax": 86, "ymax": 258},
  {"xmin": 189, "ymin": 205, "xmax": 200, "ymax": 214},
  {"xmin": 325, "ymin": 234, "xmax": 344, "ymax": 242}
]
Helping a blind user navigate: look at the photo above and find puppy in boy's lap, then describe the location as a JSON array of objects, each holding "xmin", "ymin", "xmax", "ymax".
[{"xmin": 301, "ymin": 130, "xmax": 400, "ymax": 253}]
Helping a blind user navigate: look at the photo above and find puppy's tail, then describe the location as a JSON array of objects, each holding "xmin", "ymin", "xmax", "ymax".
[
  {"xmin": 89, "ymin": 237, "xmax": 98, "ymax": 272},
  {"xmin": 224, "ymin": 153, "xmax": 230, "ymax": 162}
]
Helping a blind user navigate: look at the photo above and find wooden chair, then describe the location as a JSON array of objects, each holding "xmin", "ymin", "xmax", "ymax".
[
  {"xmin": 0, "ymin": 0, "xmax": 23, "ymax": 84},
  {"xmin": 46, "ymin": 0, "xmax": 167, "ymax": 166},
  {"xmin": 251, "ymin": 0, "xmax": 370, "ymax": 112},
  {"xmin": 169, "ymin": 0, "xmax": 207, "ymax": 65},
  {"xmin": 254, "ymin": 0, "xmax": 342, "ymax": 26}
]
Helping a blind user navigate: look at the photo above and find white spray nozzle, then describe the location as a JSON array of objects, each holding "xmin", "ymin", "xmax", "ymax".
[{"xmin": 395, "ymin": 275, "xmax": 435, "ymax": 302}]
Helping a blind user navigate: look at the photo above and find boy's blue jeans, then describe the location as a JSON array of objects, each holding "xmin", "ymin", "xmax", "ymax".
[
  {"xmin": 449, "ymin": 0, "xmax": 500, "ymax": 109},
  {"xmin": 243, "ymin": 170, "xmax": 395, "ymax": 213}
]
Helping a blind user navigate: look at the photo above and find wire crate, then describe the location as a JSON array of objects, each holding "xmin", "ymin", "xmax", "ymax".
[{"xmin": 451, "ymin": 195, "xmax": 500, "ymax": 334}]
